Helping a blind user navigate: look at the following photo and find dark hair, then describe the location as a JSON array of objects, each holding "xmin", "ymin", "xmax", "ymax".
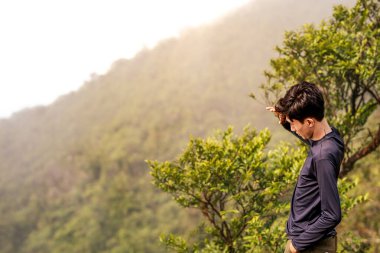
[{"xmin": 275, "ymin": 81, "xmax": 325, "ymax": 122}]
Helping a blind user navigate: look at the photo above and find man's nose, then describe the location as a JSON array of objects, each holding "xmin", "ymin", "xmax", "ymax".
[{"xmin": 290, "ymin": 125, "xmax": 295, "ymax": 132}]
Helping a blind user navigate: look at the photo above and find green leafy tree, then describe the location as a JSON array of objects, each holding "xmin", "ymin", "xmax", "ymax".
[
  {"xmin": 149, "ymin": 127, "xmax": 303, "ymax": 252},
  {"xmin": 261, "ymin": 0, "xmax": 380, "ymax": 177},
  {"xmin": 150, "ymin": 0, "xmax": 378, "ymax": 251},
  {"xmin": 148, "ymin": 127, "xmax": 366, "ymax": 252}
]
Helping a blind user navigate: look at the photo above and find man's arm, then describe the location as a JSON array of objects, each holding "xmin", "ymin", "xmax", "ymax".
[
  {"xmin": 280, "ymin": 120, "xmax": 309, "ymax": 145},
  {"xmin": 291, "ymin": 158, "xmax": 341, "ymax": 251},
  {"xmin": 266, "ymin": 106, "xmax": 309, "ymax": 145}
]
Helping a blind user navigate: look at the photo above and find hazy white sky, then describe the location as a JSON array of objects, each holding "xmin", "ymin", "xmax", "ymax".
[{"xmin": 0, "ymin": 0, "xmax": 250, "ymax": 119}]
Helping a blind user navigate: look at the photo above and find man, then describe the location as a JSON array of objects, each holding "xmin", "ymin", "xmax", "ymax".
[{"xmin": 266, "ymin": 81, "xmax": 344, "ymax": 253}]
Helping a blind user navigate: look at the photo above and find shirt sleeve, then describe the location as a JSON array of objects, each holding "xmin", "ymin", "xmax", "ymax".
[
  {"xmin": 292, "ymin": 158, "xmax": 342, "ymax": 251},
  {"xmin": 281, "ymin": 121, "xmax": 309, "ymax": 145}
]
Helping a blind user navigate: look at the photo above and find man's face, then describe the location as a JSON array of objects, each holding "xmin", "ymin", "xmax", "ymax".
[{"xmin": 286, "ymin": 117, "xmax": 314, "ymax": 140}]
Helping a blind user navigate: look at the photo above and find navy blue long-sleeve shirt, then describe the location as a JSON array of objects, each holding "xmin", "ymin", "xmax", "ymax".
[{"xmin": 283, "ymin": 122, "xmax": 344, "ymax": 251}]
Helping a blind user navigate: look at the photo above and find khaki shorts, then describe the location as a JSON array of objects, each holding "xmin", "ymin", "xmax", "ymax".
[{"xmin": 284, "ymin": 236, "xmax": 337, "ymax": 253}]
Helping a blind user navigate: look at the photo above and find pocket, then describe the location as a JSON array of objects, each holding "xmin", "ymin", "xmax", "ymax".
[{"xmin": 311, "ymin": 236, "xmax": 337, "ymax": 253}]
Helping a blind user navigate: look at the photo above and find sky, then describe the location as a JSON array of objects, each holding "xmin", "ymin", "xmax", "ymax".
[{"xmin": 0, "ymin": 0, "xmax": 251, "ymax": 119}]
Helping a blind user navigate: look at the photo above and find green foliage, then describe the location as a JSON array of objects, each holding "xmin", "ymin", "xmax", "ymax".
[
  {"xmin": 338, "ymin": 232, "xmax": 371, "ymax": 253},
  {"xmin": 337, "ymin": 146, "xmax": 380, "ymax": 253},
  {"xmin": 261, "ymin": 0, "xmax": 380, "ymax": 177},
  {"xmin": 258, "ymin": 0, "xmax": 380, "ymax": 249},
  {"xmin": 149, "ymin": 126, "xmax": 306, "ymax": 252},
  {"xmin": 1, "ymin": 0, "xmax": 377, "ymax": 252},
  {"xmin": 339, "ymin": 177, "xmax": 369, "ymax": 216},
  {"xmin": 149, "ymin": 127, "xmax": 368, "ymax": 252}
]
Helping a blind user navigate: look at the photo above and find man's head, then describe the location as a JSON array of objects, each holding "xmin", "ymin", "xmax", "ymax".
[{"xmin": 275, "ymin": 81, "xmax": 325, "ymax": 139}]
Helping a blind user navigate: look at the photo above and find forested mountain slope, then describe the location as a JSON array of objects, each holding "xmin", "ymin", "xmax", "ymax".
[{"xmin": 0, "ymin": 0, "xmax": 358, "ymax": 252}]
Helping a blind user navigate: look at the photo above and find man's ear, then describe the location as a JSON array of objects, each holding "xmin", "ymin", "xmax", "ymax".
[{"xmin": 306, "ymin": 118, "xmax": 314, "ymax": 128}]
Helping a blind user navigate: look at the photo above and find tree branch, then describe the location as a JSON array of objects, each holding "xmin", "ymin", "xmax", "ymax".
[
  {"xmin": 365, "ymin": 86, "xmax": 380, "ymax": 104},
  {"xmin": 340, "ymin": 124, "xmax": 380, "ymax": 178}
]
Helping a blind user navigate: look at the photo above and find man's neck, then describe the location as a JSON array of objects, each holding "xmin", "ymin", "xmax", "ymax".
[{"xmin": 311, "ymin": 118, "xmax": 332, "ymax": 141}]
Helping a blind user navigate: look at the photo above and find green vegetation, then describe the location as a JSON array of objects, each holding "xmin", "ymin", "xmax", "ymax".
[
  {"xmin": 149, "ymin": 127, "xmax": 305, "ymax": 252},
  {"xmin": 262, "ymin": 0, "xmax": 380, "ymax": 177},
  {"xmin": 149, "ymin": 127, "xmax": 367, "ymax": 252},
  {"xmin": 0, "ymin": 0, "xmax": 378, "ymax": 252},
  {"xmin": 149, "ymin": 0, "xmax": 379, "ymax": 252},
  {"xmin": 260, "ymin": 1, "xmax": 380, "ymax": 250}
]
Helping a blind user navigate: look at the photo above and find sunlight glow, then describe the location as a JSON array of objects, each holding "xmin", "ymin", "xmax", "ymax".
[{"xmin": 0, "ymin": 0, "xmax": 251, "ymax": 118}]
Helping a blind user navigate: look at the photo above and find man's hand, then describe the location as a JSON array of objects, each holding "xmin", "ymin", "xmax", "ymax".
[
  {"xmin": 289, "ymin": 240, "xmax": 299, "ymax": 253},
  {"xmin": 266, "ymin": 106, "xmax": 286, "ymax": 124}
]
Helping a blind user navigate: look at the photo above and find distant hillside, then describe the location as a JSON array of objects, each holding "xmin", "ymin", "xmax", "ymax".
[{"xmin": 0, "ymin": 0, "xmax": 356, "ymax": 252}]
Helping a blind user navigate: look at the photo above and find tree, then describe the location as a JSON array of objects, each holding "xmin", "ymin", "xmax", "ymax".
[
  {"xmin": 261, "ymin": 0, "xmax": 380, "ymax": 177},
  {"xmin": 149, "ymin": 127, "xmax": 304, "ymax": 252},
  {"xmin": 148, "ymin": 127, "xmax": 366, "ymax": 252}
]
